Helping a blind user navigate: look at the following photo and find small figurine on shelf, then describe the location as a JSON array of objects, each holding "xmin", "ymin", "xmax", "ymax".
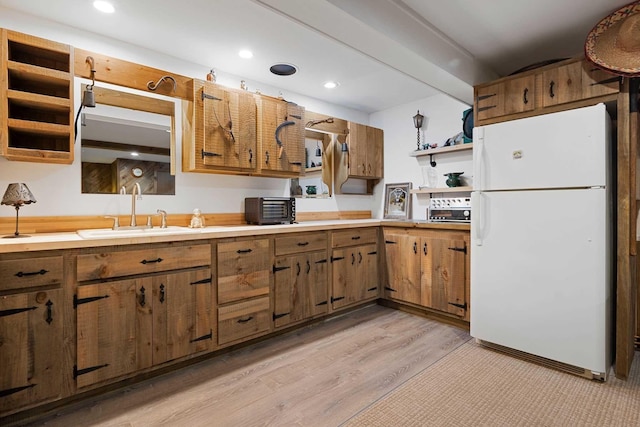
[
  {"xmin": 240, "ymin": 80, "xmax": 247, "ymax": 91},
  {"xmin": 206, "ymin": 69, "xmax": 217, "ymax": 83},
  {"xmin": 189, "ymin": 208, "xmax": 205, "ymax": 228}
]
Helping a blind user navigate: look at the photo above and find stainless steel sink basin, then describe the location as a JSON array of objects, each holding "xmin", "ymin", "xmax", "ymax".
[{"xmin": 76, "ymin": 226, "xmax": 203, "ymax": 239}]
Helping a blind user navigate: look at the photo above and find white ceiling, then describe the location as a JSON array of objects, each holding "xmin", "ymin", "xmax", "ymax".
[{"xmin": 0, "ymin": 0, "xmax": 631, "ymax": 113}]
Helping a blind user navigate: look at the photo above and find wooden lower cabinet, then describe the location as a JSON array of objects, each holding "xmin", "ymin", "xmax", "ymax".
[
  {"xmin": 273, "ymin": 250, "xmax": 329, "ymax": 328},
  {"xmin": 330, "ymin": 227, "xmax": 380, "ymax": 310},
  {"xmin": 383, "ymin": 228, "xmax": 469, "ymax": 319},
  {"xmin": 75, "ymin": 268, "xmax": 212, "ymax": 388},
  {"xmin": 218, "ymin": 296, "xmax": 271, "ymax": 345},
  {"xmin": 0, "ymin": 288, "xmax": 63, "ymax": 413}
]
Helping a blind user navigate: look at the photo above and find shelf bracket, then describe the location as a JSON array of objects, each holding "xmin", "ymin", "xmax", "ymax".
[{"xmin": 429, "ymin": 154, "xmax": 437, "ymax": 167}]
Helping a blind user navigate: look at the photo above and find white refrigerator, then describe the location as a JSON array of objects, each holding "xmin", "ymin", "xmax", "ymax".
[{"xmin": 470, "ymin": 103, "xmax": 612, "ymax": 380}]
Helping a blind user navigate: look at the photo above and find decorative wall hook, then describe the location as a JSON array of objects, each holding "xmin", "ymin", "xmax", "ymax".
[{"xmin": 147, "ymin": 75, "xmax": 177, "ymax": 92}]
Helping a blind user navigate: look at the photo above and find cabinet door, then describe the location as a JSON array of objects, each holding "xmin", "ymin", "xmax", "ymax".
[
  {"xmin": 76, "ymin": 279, "xmax": 151, "ymax": 388},
  {"xmin": 503, "ymin": 75, "xmax": 535, "ymax": 115},
  {"xmin": 330, "ymin": 247, "xmax": 353, "ymax": 310},
  {"xmin": 383, "ymin": 232, "xmax": 421, "ymax": 305},
  {"xmin": 582, "ymin": 62, "xmax": 620, "ymax": 99},
  {"xmin": 279, "ymin": 103, "xmax": 305, "ymax": 174},
  {"xmin": 0, "ymin": 289, "xmax": 62, "ymax": 413},
  {"xmin": 421, "ymin": 236, "xmax": 467, "ymax": 317},
  {"xmin": 366, "ymin": 126, "xmax": 384, "ymax": 178},
  {"xmin": 273, "ymin": 255, "xmax": 297, "ymax": 328},
  {"xmin": 257, "ymin": 96, "xmax": 284, "ymax": 173},
  {"xmin": 475, "ymin": 82, "xmax": 504, "ymax": 122},
  {"xmin": 201, "ymin": 85, "xmax": 257, "ymax": 170},
  {"xmin": 307, "ymin": 251, "xmax": 329, "ymax": 317},
  {"xmin": 356, "ymin": 243, "xmax": 379, "ymax": 299},
  {"xmin": 347, "ymin": 122, "xmax": 368, "ymax": 178},
  {"xmin": 541, "ymin": 61, "xmax": 583, "ymax": 107},
  {"xmin": 151, "ymin": 268, "xmax": 213, "ymax": 364}
]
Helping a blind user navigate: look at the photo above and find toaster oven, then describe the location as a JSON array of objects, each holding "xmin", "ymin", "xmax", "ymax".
[{"xmin": 245, "ymin": 197, "xmax": 296, "ymax": 225}]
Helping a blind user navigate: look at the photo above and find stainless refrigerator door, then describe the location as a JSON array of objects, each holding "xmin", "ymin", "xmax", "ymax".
[
  {"xmin": 473, "ymin": 103, "xmax": 609, "ymax": 192},
  {"xmin": 470, "ymin": 188, "xmax": 610, "ymax": 374}
]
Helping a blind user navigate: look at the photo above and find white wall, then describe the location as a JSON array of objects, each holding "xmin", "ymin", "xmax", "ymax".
[
  {"xmin": 370, "ymin": 94, "xmax": 472, "ymax": 220},
  {"xmin": 0, "ymin": 8, "xmax": 471, "ymax": 224},
  {"xmin": 0, "ymin": 8, "xmax": 375, "ymax": 221}
]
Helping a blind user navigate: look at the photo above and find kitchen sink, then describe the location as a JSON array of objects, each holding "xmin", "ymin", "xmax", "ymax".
[{"xmin": 76, "ymin": 226, "xmax": 204, "ymax": 239}]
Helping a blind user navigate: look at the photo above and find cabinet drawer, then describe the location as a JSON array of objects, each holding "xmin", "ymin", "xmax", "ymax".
[
  {"xmin": 77, "ymin": 244, "xmax": 211, "ymax": 281},
  {"xmin": 0, "ymin": 256, "xmax": 63, "ymax": 292},
  {"xmin": 275, "ymin": 232, "xmax": 327, "ymax": 256},
  {"xmin": 217, "ymin": 239, "xmax": 270, "ymax": 304},
  {"xmin": 218, "ymin": 297, "xmax": 270, "ymax": 345},
  {"xmin": 331, "ymin": 228, "xmax": 378, "ymax": 248}
]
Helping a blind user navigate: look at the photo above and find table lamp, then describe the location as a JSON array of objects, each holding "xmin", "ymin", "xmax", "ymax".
[{"xmin": 2, "ymin": 183, "xmax": 37, "ymax": 238}]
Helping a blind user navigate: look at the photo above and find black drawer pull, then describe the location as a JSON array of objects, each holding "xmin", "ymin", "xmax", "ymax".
[
  {"xmin": 237, "ymin": 249, "xmax": 252, "ymax": 254},
  {"xmin": 523, "ymin": 88, "xmax": 529, "ymax": 104},
  {"xmin": 549, "ymin": 80, "xmax": 555, "ymax": 98},
  {"xmin": 141, "ymin": 258, "xmax": 163, "ymax": 265},
  {"xmin": 351, "ymin": 236, "xmax": 361, "ymax": 240},
  {"xmin": 297, "ymin": 241, "xmax": 309, "ymax": 246},
  {"xmin": 237, "ymin": 316, "xmax": 253, "ymax": 324},
  {"xmin": 15, "ymin": 269, "xmax": 48, "ymax": 278}
]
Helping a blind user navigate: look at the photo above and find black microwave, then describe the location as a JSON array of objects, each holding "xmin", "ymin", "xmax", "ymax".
[{"xmin": 245, "ymin": 197, "xmax": 296, "ymax": 225}]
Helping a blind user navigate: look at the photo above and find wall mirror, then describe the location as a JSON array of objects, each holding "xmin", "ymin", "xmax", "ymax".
[{"xmin": 80, "ymin": 84, "xmax": 176, "ymax": 195}]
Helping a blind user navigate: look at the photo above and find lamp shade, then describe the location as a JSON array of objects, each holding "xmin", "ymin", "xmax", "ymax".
[
  {"xmin": 2, "ymin": 183, "xmax": 37, "ymax": 207},
  {"xmin": 413, "ymin": 110, "xmax": 424, "ymax": 129}
]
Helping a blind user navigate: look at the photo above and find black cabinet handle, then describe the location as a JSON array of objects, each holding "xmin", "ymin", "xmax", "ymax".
[
  {"xmin": 237, "ymin": 249, "xmax": 252, "ymax": 254},
  {"xmin": 159, "ymin": 284, "xmax": 165, "ymax": 303},
  {"xmin": 523, "ymin": 88, "xmax": 529, "ymax": 104},
  {"xmin": 351, "ymin": 253, "xmax": 355, "ymax": 265},
  {"xmin": 549, "ymin": 81, "xmax": 555, "ymax": 98},
  {"xmin": 265, "ymin": 151, "xmax": 270, "ymax": 164},
  {"xmin": 139, "ymin": 286, "xmax": 146, "ymax": 307},
  {"xmin": 46, "ymin": 300, "xmax": 53, "ymax": 324},
  {"xmin": 413, "ymin": 242, "xmax": 417, "ymax": 254},
  {"xmin": 237, "ymin": 316, "xmax": 253, "ymax": 324},
  {"xmin": 358, "ymin": 252, "xmax": 362, "ymax": 264},
  {"xmin": 249, "ymin": 148, "xmax": 253, "ymax": 163},
  {"xmin": 423, "ymin": 243, "xmax": 428, "ymax": 255},
  {"xmin": 15, "ymin": 269, "xmax": 48, "ymax": 278},
  {"xmin": 141, "ymin": 258, "xmax": 163, "ymax": 265},
  {"xmin": 306, "ymin": 260, "xmax": 311, "ymax": 274},
  {"xmin": 296, "ymin": 262, "xmax": 301, "ymax": 276}
]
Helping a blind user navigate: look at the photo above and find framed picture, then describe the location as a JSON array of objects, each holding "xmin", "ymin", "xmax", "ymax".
[{"xmin": 383, "ymin": 182, "xmax": 412, "ymax": 220}]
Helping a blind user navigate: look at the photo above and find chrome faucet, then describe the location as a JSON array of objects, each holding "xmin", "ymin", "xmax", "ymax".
[{"xmin": 130, "ymin": 182, "xmax": 141, "ymax": 227}]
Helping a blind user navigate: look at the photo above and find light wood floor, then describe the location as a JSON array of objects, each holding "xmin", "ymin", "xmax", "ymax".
[{"xmin": 23, "ymin": 304, "xmax": 471, "ymax": 427}]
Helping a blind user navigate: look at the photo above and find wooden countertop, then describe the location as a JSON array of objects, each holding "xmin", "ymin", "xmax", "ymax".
[{"xmin": 0, "ymin": 219, "xmax": 469, "ymax": 253}]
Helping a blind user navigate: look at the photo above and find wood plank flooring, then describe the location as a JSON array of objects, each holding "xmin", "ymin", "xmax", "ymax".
[{"xmin": 23, "ymin": 304, "xmax": 471, "ymax": 427}]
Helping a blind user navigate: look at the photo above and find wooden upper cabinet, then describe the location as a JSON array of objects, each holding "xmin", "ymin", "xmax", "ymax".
[
  {"xmin": 541, "ymin": 61, "xmax": 583, "ymax": 107},
  {"xmin": 346, "ymin": 121, "xmax": 384, "ymax": 179},
  {"xmin": 474, "ymin": 57, "xmax": 621, "ymax": 126},
  {"xmin": 256, "ymin": 96, "xmax": 305, "ymax": 176},
  {"xmin": 182, "ymin": 79, "xmax": 257, "ymax": 173},
  {"xmin": 1, "ymin": 29, "xmax": 74, "ymax": 164}
]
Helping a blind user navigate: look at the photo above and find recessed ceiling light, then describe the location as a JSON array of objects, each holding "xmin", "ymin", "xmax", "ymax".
[
  {"xmin": 238, "ymin": 50, "xmax": 253, "ymax": 59},
  {"xmin": 324, "ymin": 81, "xmax": 339, "ymax": 89},
  {"xmin": 93, "ymin": 1, "xmax": 115, "ymax": 13},
  {"xmin": 270, "ymin": 63, "xmax": 297, "ymax": 76}
]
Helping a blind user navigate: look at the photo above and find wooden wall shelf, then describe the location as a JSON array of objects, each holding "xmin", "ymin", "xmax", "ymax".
[{"xmin": 410, "ymin": 143, "xmax": 472, "ymax": 157}]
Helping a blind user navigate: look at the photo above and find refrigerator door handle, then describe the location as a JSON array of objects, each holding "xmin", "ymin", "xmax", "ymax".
[
  {"xmin": 473, "ymin": 127, "xmax": 484, "ymax": 191},
  {"xmin": 471, "ymin": 191, "xmax": 484, "ymax": 246}
]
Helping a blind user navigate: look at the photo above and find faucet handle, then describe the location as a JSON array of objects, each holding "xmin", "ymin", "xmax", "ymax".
[
  {"xmin": 104, "ymin": 216, "xmax": 120, "ymax": 230},
  {"xmin": 156, "ymin": 209, "xmax": 168, "ymax": 229}
]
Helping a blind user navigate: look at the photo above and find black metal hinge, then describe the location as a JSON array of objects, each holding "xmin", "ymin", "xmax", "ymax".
[
  {"xmin": 590, "ymin": 76, "xmax": 621, "ymax": 86},
  {"xmin": 190, "ymin": 330, "xmax": 213, "ymax": 343},
  {"xmin": 385, "ymin": 240, "xmax": 396, "ymax": 244},
  {"xmin": 315, "ymin": 259, "xmax": 328, "ymax": 264},
  {"xmin": 74, "ymin": 364, "xmax": 109, "ymax": 378},
  {"xmin": 273, "ymin": 312, "xmax": 290, "ymax": 321},
  {"xmin": 330, "ymin": 256, "xmax": 344, "ymax": 263},
  {"xmin": 0, "ymin": 384, "xmax": 36, "ymax": 398},
  {"xmin": 384, "ymin": 286, "xmax": 397, "ymax": 292},
  {"xmin": 0, "ymin": 306, "xmax": 36, "ymax": 318},
  {"xmin": 273, "ymin": 265, "xmax": 291, "ymax": 273},
  {"xmin": 74, "ymin": 294, "xmax": 109, "ymax": 308},
  {"xmin": 191, "ymin": 277, "xmax": 212, "ymax": 285},
  {"xmin": 202, "ymin": 149, "xmax": 222, "ymax": 158},
  {"xmin": 367, "ymin": 287, "xmax": 378, "ymax": 292},
  {"xmin": 448, "ymin": 246, "xmax": 467, "ymax": 254},
  {"xmin": 448, "ymin": 302, "xmax": 467, "ymax": 310},
  {"xmin": 315, "ymin": 301, "xmax": 328, "ymax": 306},
  {"xmin": 201, "ymin": 92, "xmax": 222, "ymax": 101},
  {"xmin": 367, "ymin": 251, "xmax": 377, "ymax": 255},
  {"xmin": 331, "ymin": 296, "xmax": 345, "ymax": 303}
]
